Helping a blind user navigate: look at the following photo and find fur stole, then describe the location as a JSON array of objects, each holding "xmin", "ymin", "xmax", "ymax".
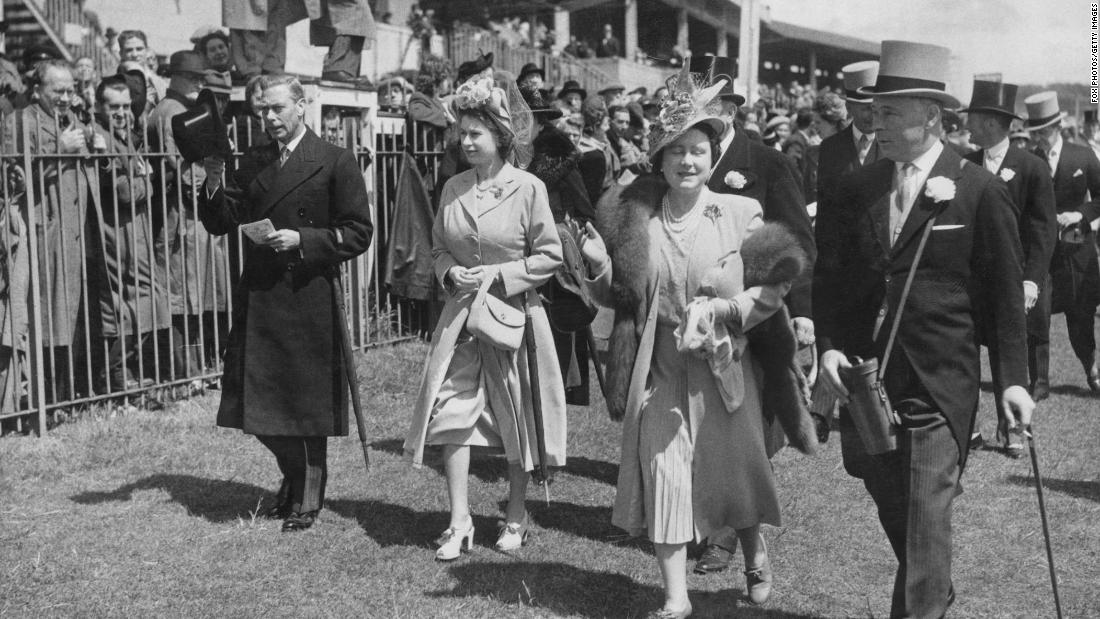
[
  {"xmin": 529, "ymin": 126, "xmax": 581, "ymax": 188},
  {"xmin": 595, "ymin": 174, "xmax": 817, "ymax": 454}
]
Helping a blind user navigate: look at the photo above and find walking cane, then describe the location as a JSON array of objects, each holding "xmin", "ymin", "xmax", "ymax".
[
  {"xmin": 335, "ymin": 283, "xmax": 370, "ymax": 474},
  {"xmin": 524, "ymin": 305, "xmax": 552, "ymax": 505},
  {"xmin": 1024, "ymin": 425, "xmax": 1063, "ymax": 619},
  {"xmin": 584, "ymin": 326, "xmax": 607, "ymax": 399}
]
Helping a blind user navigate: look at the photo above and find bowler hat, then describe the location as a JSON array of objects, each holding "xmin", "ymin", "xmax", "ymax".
[
  {"xmin": 455, "ymin": 52, "xmax": 493, "ymax": 86},
  {"xmin": 168, "ymin": 51, "xmax": 206, "ymax": 76},
  {"xmin": 689, "ymin": 55, "xmax": 744, "ymax": 105},
  {"xmin": 171, "ymin": 89, "xmax": 231, "ymax": 164},
  {"xmin": 557, "ymin": 80, "xmax": 587, "ymax": 101},
  {"xmin": 961, "ymin": 79, "xmax": 1021, "ymax": 119},
  {"xmin": 518, "ymin": 62, "xmax": 544, "ymax": 82},
  {"xmin": 857, "ymin": 40, "xmax": 961, "ymax": 109},
  {"xmin": 841, "ymin": 60, "xmax": 878, "ymax": 103},
  {"xmin": 1023, "ymin": 91, "xmax": 1067, "ymax": 131}
]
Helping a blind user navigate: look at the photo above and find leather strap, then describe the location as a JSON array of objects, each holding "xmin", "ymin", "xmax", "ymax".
[{"xmin": 875, "ymin": 213, "xmax": 937, "ymax": 381}]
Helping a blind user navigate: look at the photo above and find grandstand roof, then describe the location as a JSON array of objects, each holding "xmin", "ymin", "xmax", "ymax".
[{"xmin": 761, "ymin": 20, "xmax": 880, "ymax": 61}]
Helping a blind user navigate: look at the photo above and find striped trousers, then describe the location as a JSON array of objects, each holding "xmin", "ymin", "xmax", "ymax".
[{"xmin": 256, "ymin": 435, "xmax": 328, "ymax": 514}]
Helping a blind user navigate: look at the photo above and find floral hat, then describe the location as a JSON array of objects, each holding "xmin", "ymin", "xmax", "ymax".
[
  {"xmin": 450, "ymin": 70, "xmax": 536, "ymax": 166},
  {"xmin": 646, "ymin": 62, "xmax": 729, "ymax": 160}
]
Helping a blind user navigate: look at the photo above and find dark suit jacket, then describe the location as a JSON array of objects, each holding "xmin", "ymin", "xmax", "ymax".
[
  {"xmin": 964, "ymin": 146, "xmax": 1056, "ymax": 285},
  {"xmin": 817, "ymin": 145, "xmax": 1028, "ymax": 461},
  {"xmin": 1038, "ymin": 141, "xmax": 1100, "ymax": 312},
  {"xmin": 200, "ymin": 129, "xmax": 373, "ymax": 436},
  {"xmin": 813, "ymin": 126, "xmax": 881, "ymax": 347},
  {"xmin": 708, "ymin": 129, "xmax": 815, "ymax": 317}
]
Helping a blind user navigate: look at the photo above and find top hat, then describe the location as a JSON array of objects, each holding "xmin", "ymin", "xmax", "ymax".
[
  {"xmin": 171, "ymin": 89, "xmax": 231, "ymax": 164},
  {"xmin": 522, "ymin": 88, "xmax": 564, "ymax": 120},
  {"xmin": 841, "ymin": 60, "xmax": 878, "ymax": 103},
  {"xmin": 169, "ymin": 51, "xmax": 206, "ymax": 76},
  {"xmin": 857, "ymin": 40, "xmax": 960, "ymax": 109},
  {"xmin": 518, "ymin": 62, "xmax": 544, "ymax": 82},
  {"xmin": 455, "ymin": 52, "xmax": 494, "ymax": 86},
  {"xmin": 117, "ymin": 68, "xmax": 149, "ymax": 118},
  {"xmin": 1023, "ymin": 91, "xmax": 1067, "ymax": 131},
  {"xmin": 961, "ymin": 79, "xmax": 1021, "ymax": 119},
  {"xmin": 557, "ymin": 80, "xmax": 587, "ymax": 101},
  {"xmin": 689, "ymin": 55, "xmax": 744, "ymax": 105},
  {"xmin": 1084, "ymin": 109, "xmax": 1099, "ymax": 124}
]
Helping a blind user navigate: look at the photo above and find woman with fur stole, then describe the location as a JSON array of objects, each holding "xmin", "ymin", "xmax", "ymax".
[{"xmin": 578, "ymin": 74, "xmax": 816, "ymax": 617}]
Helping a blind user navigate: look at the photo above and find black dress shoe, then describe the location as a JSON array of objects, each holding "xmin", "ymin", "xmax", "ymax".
[
  {"xmin": 320, "ymin": 71, "xmax": 373, "ymax": 87},
  {"xmin": 968, "ymin": 432, "xmax": 984, "ymax": 451},
  {"xmin": 264, "ymin": 502, "xmax": 293, "ymax": 520},
  {"xmin": 693, "ymin": 544, "xmax": 733, "ymax": 574},
  {"xmin": 281, "ymin": 511, "xmax": 318, "ymax": 532}
]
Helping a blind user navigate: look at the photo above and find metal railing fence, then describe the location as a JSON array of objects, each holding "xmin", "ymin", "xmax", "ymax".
[{"xmin": 0, "ymin": 103, "xmax": 441, "ymax": 433}]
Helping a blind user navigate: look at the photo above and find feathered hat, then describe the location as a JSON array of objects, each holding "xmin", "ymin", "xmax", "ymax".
[{"xmin": 646, "ymin": 59, "xmax": 729, "ymax": 160}]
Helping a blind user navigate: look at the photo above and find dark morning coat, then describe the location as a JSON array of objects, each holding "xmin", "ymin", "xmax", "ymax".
[
  {"xmin": 199, "ymin": 129, "xmax": 373, "ymax": 436},
  {"xmin": 1035, "ymin": 141, "xmax": 1100, "ymax": 313},
  {"xmin": 707, "ymin": 129, "xmax": 815, "ymax": 318},
  {"xmin": 817, "ymin": 145, "xmax": 1028, "ymax": 461}
]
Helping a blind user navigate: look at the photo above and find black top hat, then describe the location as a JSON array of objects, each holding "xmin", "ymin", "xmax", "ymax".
[
  {"xmin": 557, "ymin": 79, "xmax": 587, "ymax": 101},
  {"xmin": 961, "ymin": 79, "xmax": 1021, "ymax": 119},
  {"xmin": 688, "ymin": 55, "xmax": 743, "ymax": 106},
  {"xmin": 456, "ymin": 52, "xmax": 494, "ymax": 86},
  {"xmin": 171, "ymin": 89, "xmax": 231, "ymax": 164},
  {"xmin": 21, "ymin": 44, "xmax": 61, "ymax": 70},
  {"xmin": 522, "ymin": 87, "xmax": 564, "ymax": 120},
  {"xmin": 518, "ymin": 62, "xmax": 544, "ymax": 82},
  {"xmin": 1085, "ymin": 109, "xmax": 1099, "ymax": 124}
]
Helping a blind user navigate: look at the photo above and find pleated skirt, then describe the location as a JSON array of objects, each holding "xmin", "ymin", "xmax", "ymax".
[{"xmin": 638, "ymin": 324, "xmax": 781, "ymax": 544}]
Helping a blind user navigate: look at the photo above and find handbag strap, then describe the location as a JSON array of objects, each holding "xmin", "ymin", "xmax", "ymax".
[{"xmin": 875, "ymin": 213, "xmax": 938, "ymax": 380}]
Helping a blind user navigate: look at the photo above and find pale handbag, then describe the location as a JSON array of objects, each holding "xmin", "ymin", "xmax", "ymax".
[{"xmin": 466, "ymin": 273, "xmax": 525, "ymax": 351}]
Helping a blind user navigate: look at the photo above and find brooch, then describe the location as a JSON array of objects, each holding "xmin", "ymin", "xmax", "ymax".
[
  {"xmin": 703, "ymin": 203, "xmax": 722, "ymax": 224},
  {"xmin": 924, "ymin": 176, "xmax": 956, "ymax": 203}
]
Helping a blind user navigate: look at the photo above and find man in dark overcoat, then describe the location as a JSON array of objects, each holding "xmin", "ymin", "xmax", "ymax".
[
  {"xmin": 695, "ymin": 55, "xmax": 817, "ymax": 575},
  {"xmin": 1024, "ymin": 91, "xmax": 1100, "ymax": 392},
  {"xmin": 962, "ymin": 80, "xmax": 1056, "ymax": 455},
  {"xmin": 816, "ymin": 41, "xmax": 1034, "ymax": 618},
  {"xmin": 199, "ymin": 74, "xmax": 372, "ymax": 531}
]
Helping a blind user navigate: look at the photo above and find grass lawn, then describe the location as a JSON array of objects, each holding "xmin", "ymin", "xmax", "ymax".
[{"xmin": 2, "ymin": 320, "xmax": 1098, "ymax": 618}]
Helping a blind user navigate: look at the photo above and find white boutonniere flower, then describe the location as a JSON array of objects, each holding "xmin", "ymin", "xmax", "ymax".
[
  {"xmin": 724, "ymin": 171, "xmax": 748, "ymax": 190},
  {"xmin": 924, "ymin": 176, "xmax": 956, "ymax": 203},
  {"xmin": 999, "ymin": 168, "xmax": 1016, "ymax": 183}
]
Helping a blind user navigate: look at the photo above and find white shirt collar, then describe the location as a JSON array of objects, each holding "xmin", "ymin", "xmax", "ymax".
[
  {"xmin": 985, "ymin": 137, "xmax": 1010, "ymax": 163},
  {"xmin": 281, "ymin": 126, "xmax": 307, "ymax": 154},
  {"xmin": 898, "ymin": 139, "xmax": 944, "ymax": 176}
]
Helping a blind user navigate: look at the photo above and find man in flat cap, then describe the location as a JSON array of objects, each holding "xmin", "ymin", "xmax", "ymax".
[
  {"xmin": 963, "ymin": 79, "xmax": 1056, "ymax": 457},
  {"xmin": 816, "ymin": 41, "xmax": 1033, "ymax": 618}
]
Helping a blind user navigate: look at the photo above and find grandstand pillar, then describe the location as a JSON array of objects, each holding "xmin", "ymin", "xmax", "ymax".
[
  {"xmin": 625, "ymin": 0, "xmax": 638, "ymax": 60},
  {"xmin": 716, "ymin": 26, "xmax": 728, "ymax": 57},
  {"xmin": 737, "ymin": 0, "xmax": 761, "ymax": 106},
  {"xmin": 676, "ymin": 9, "xmax": 689, "ymax": 53},
  {"xmin": 554, "ymin": 7, "xmax": 570, "ymax": 52},
  {"xmin": 808, "ymin": 49, "xmax": 818, "ymax": 91}
]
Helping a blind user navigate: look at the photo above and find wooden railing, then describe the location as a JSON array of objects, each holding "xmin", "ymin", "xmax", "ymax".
[
  {"xmin": 447, "ymin": 25, "xmax": 611, "ymax": 94},
  {"xmin": 16, "ymin": 0, "xmax": 118, "ymax": 73}
]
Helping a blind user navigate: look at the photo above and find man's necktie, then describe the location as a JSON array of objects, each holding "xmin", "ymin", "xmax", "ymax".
[
  {"xmin": 858, "ymin": 134, "xmax": 870, "ymax": 164},
  {"xmin": 891, "ymin": 163, "xmax": 917, "ymax": 246},
  {"xmin": 279, "ymin": 146, "xmax": 290, "ymax": 168},
  {"xmin": 1047, "ymin": 149, "xmax": 1057, "ymax": 177}
]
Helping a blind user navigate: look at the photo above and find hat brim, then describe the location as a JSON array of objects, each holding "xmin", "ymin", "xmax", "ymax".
[
  {"xmin": 1025, "ymin": 111, "xmax": 1067, "ymax": 132},
  {"xmin": 856, "ymin": 86, "xmax": 961, "ymax": 110},
  {"xmin": 558, "ymin": 88, "xmax": 587, "ymax": 100},
  {"xmin": 531, "ymin": 107, "xmax": 564, "ymax": 120},
  {"xmin": 719, "ymin": 93, "xmax": 746, "ymax": 106},
  {"xmin": 959, "ymin": 106, "xmax": 1022, "ymax": 120},
  {"xmin": 647, "ymin": 116, "xmax": 729, "ymax": 160}
]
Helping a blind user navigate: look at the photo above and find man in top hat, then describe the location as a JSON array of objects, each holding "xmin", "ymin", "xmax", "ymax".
[
  {"xmin": 557, "ymin": 80, "xmax": 587, "ymax": 113},
  {"xmin": 1083, "ymin": 109, "xmax": 1100, "ymax": 160},
  {"xmin": 1026, "ymin": 91, "xmax": 1100, "ymax": 392},
  {"xmin": 812, "ymin": 61, "xmax": 882, "ymax": 442},
  {"xmin": 816, "ymin": 41, "xmax": 1033, "ymax": 618},
  {"xmin": 518, "ymin": 62, "xmax": 544, "ymax": 93},
  {"xmin": 962, "ymin": 80, "xmax": 1056, "ymax": 455},
  {"xmin": 695, "ymin": 54, "xmax": 816, "ymax": 575}
]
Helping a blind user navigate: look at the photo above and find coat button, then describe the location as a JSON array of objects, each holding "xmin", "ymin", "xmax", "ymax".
[
  {"xmin": 287, "ymin": 263, "xmax": 294, "ymax": 271},
  {"xmin": 297, "ymin": 208, "xmax": 306, "ymax": 217},
  {"xmin": 878, "ymin": 307, "xmax": 887, "ymax": 317},
  {"xmin": 884, "ymin": 275, "xmax": 891, "ymax": 283}
]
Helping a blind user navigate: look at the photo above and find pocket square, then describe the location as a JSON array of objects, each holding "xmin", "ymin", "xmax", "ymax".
[
  {"xmin": 932, "ymin": 224, "xmax": 965, "ymax": 231},
  {"xmin": 1074, "ymin": 169, "xmax": 1084, "ymax": 177}
]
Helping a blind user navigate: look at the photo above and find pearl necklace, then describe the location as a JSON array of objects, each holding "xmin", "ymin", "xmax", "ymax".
[{"xmin": 662, "ymin": 194, "xmax": 700, "ymax": 234}]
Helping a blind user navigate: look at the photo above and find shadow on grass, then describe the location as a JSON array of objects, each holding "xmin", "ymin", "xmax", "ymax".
[
  {"xmin": 561, "ymin": 455, "xmax": 619, "ymax": 486},
  {"xmin": 1048, "ymin": 383, "xmax": 1097, "ymax": 398},
  {"xmin": 1007, "ymin": 475, "xmax": 1100, "ymax": 502},
  {"xmin": 70, "ymin": 474, "xmax": 272, "ymax": 522},
  {"xmin": 428, "ymin": 561, "xmax": 817, "ymax": 618}
]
